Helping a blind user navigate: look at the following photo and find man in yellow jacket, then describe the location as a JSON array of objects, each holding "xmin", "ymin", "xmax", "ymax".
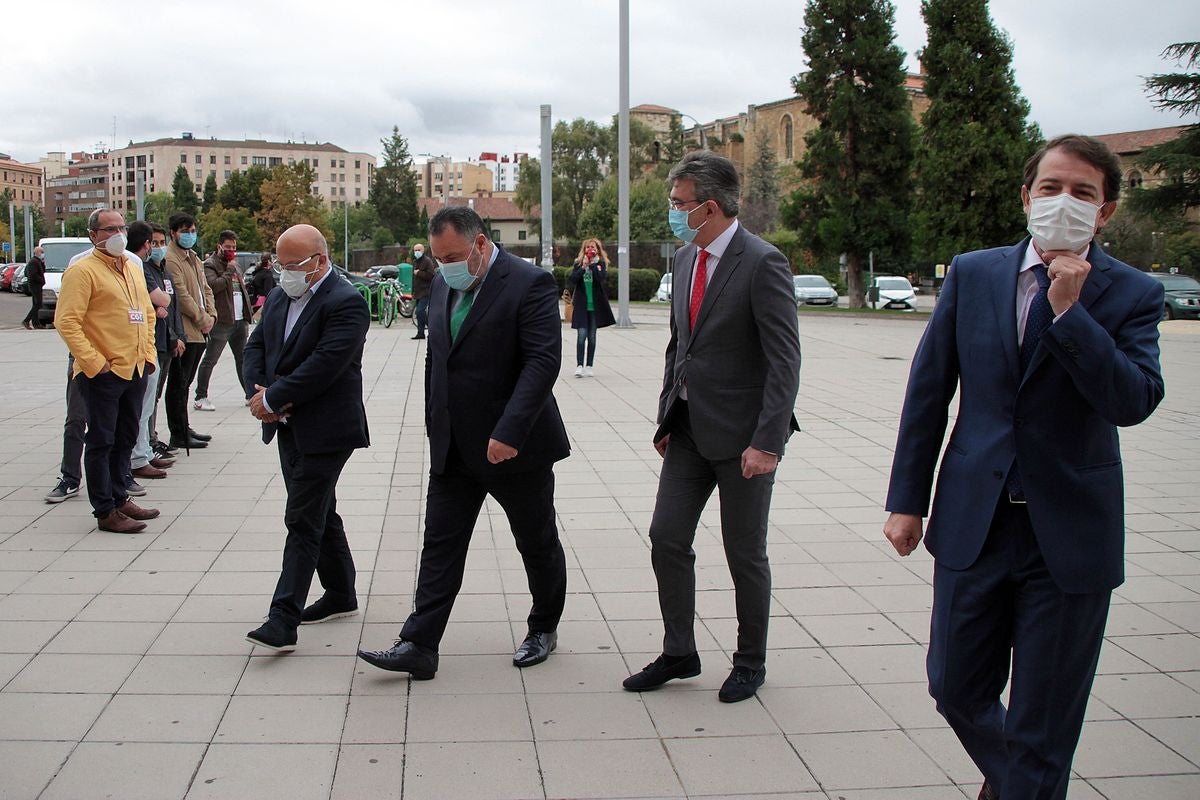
[{"xmin": 55, "ymin": 208, "xmax": 161, "ymax": 533}]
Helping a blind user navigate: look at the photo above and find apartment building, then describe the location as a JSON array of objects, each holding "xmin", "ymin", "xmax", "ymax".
[
  {"xmin": 44, "ymin": 152, "xmax": 109, "ymax": 228},
  {"xmin": 0, "ymin": 155, "xmax": 44, "ymax": 209}
]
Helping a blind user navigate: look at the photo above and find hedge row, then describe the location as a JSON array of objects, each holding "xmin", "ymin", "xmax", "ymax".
[{"xmin": 551, "ymin": 266, "xmax": 662, "ymax": 302}]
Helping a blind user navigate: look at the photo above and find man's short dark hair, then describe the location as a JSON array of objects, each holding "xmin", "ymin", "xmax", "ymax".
[
  {"xmin": 1023, "ymin": 134, "xmax": 1123, "ymax": 203},
  {"xmin": 168, "ymin": 212, "xmax": 196, "ymax": 233},
  {"xmin": 429, "ymin": 205, "xmax": 488, "ymax": 241},
  {"xmin": 218, "ymin": 229, "xmax": 237, "ymax": 244},
  {"xmin": 668, "ymin": 150, "xmax": 741, "ymax": 216},
  {"xmin": 149, "ymin": 222, "xmax": 167, "ymax": 237},
  {"xmin": 127, "ymin": 220, "xmax": 153, "ymax": 253}
]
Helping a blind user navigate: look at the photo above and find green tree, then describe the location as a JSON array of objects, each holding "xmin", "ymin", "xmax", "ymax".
[
  {"xmin": 63, "ymin": 215, "xmax": 90, "ymax": 236},
  {"xmin": 1164, "ymin": 229, "xmax": 1200, "ymax": 274},
  {"xmin": 789, "ymin": 0, "xmax": 916, "ymax": 307},
  {"xmin": 200, "ymin": 204, "xmax": 264, "ymax": 251},
  {"xmin": 216, "ymin": 165, "xmax": 270, "ymax": 215},
  {"xmin": 371, "ymin": 226, "xmax": 396, "ymax": 252},
  {"xmin": 170, "ymin": 165, "xmax": 199, "ymax": 218},
  {"xmin": 577, "ymin": 176, "xmax": 672, "ymax": 241},
  {"xmin": 328, "ymin": 201, "xmax": 386, "ymax": 257},
  {"xmin": 417, "ymin": 205, "xmax": 430, "ymax": 238},
  {"xmin": 369, "ymin": 126, "xmax": 421, "ymax": 242},
  {"xmin": 608, "ymin": 115, "xmax": 660, "ymax": 176},
  {"xmin": 1129, "ymin": 42, "xmax": 1200, "ymax": 218},
  {"xmin": 201, "ymin": 174, "xmax": 219, "ymax": 212},
  {"xmin": 143, "ymin": 192, "xmax": 175, "ymax": 227},
  {"xmin": 255, "ymin": 163, "xmax": 332, "ymax": 247},
  {"xmin": 514, "ymin": 119, "xmax": 611, "ymax": 241},
  {"xmin": 912, "ymin": 0, "xmax": 1040, "ymax": 266},
  {"xmin": 741, "ymin": 128, "xmax": 781, "ymax": 234}
]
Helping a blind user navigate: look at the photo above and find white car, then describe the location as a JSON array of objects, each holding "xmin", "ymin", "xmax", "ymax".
[
  {"xmin": 868, "ymin": 275, "xmax": 917, "ymax": 311},
  {"xmin": 37, "ymin": 237, "xmax": 94, "ymax": 326},
  {"xmin": 655, "ymin": 273, "xmax": 672, "ymax": 302},
  {"xmin": 793, "ymin": 274, "xmax": 838, "ymax": 306}
]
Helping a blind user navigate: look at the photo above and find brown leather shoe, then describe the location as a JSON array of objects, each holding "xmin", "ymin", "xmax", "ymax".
[
  {"xmin": 118, "ymin": 499, "xmax": 160, "ymax": 520},
  {"xmin": 149, "ymin": 457, "xmax": 175, "ymax": 469},
  {"xmin": 98, "ymin": 510, "xmax": 146, "ymax": 533},
  {"xmin": 132, "ymin": 464, "xmax": 167, "ymax": 479}
]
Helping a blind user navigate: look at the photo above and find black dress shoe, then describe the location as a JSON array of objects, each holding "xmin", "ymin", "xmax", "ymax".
[
  {"xmin": 169, "ymin": 436, "xmax": 208, "ymax": 449},
  {"xmin": 301, "ymin": 594, "xmax": 359, "ymax": 624},
  {"xmin": 718, "ymin": 665, "xmax": 766, "ymax": 703},
  {"xmin": 513, "ymin": 630, "xmax": 557, "ymax": 668},
  {"xmin": 246, "ymin": 619, "xmax": 297, "ymax": 653},
  {"xmin": 978, "ymin": 780, "xmax": 999, "ymax": 800},
  {"xmin": 623, "ymin": 652, "xmax": 701, "ymax": 691},
  {"xmin": 411, "ymin": 333, "xmax": 425, "ymax": 339},
  {"xmin": 357, "ymin": 639, "xmax": 438, "ymax": 679},
  {"xmin": 187, "ymin": 428, "xmax": 212, "ymax": 442}
]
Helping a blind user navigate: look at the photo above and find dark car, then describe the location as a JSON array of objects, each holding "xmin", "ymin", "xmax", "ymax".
[
  {"xmin": 11, "ymin": 264, "xmax": 30, "ymax": 295},
  {"xmin": 1147, "ymin": 272, "xmax": 1200, "ymax": 320},
  {"xmin": 1, "ymin": 262, "xmax": 23, "ymax": 291}
]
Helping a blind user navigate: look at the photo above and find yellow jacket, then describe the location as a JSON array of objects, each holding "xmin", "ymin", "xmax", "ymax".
[{"xmin": 56, "ymin": 248, "xmax": 157, "ymax": 379}]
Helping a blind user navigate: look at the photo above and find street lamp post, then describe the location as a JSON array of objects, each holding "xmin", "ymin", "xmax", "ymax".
[{"xmin": 679, "ymin": 113, "xmax": 708, "ymax": 150}]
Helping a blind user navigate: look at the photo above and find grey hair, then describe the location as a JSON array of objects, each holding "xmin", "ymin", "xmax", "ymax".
[
  {"xmin": 429, "ymin": 205, "xmax": 488, "ymax": 241},
  {"xmin": 667, "ymin": 151, "xmax": 740, "ymax": 217},
  {"xmin": 87, "ymin": 208, "xmax": 114, "ymax": 231}
]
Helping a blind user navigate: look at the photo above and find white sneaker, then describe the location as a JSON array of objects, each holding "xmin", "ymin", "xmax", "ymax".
[
  {"xmin": 583, "ymin": 366, "xmax": 594, "ymax": 377},
  {"xmin": 194, "ymin": 398, "xmax": 215, "ymax": 411},
  {"xmin": 574, "ymin": 365, "xmax": 584, "ymax": 378}
]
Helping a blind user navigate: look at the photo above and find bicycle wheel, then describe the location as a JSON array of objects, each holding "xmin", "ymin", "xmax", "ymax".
[
  {"xmin": 382, "ymin": 292, "xmax": 396, "ymax": 328},
  {"xmin": 398, "ymin": 297, "xmax": 414, "ymax": 318}
]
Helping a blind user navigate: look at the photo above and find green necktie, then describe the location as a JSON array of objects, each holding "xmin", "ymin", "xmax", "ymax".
[{"xmin": 450, "ymin": 289, "xmax": 475, "ymax": 342}]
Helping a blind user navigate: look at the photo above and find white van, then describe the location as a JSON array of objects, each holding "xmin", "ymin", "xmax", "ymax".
[{"xmin": 37, "ymin": 237, "xmax": 93, "ymax": 325}]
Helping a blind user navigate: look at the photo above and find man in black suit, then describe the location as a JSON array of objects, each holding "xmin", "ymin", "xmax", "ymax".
[
  {"xmin": 358, "ymin": 206, "xmax": 569, "ymax": 679},
  {"xmin": 242, "ymin": 224, "xmax": 371, "ymax": 652},
  {"xmin": 623, "ymin": 152, "xmax": 802, "ymax": 703}
]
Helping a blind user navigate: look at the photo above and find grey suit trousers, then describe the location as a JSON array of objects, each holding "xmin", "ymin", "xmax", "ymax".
[{"xmin": 649, "ymin": 402, "xmax": 774, "ymax": 670}]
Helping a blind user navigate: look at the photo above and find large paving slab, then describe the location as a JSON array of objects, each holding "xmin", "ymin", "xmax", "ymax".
[{"xmin": 0, "ymin": 301, "xmax": 1197, "ymax": 799}]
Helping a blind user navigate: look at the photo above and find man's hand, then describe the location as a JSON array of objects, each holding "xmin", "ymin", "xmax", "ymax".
[
  {"xmin": 174, "ymin": 340, "xmax": 185, "ymax": 357},
  {"xmin": 654, "ymin": 434, "xmax": 670, "ymax": 458},
  {"xmin": 741, "ymin": 446, "xmax": 778, "ymax": 479},
  {"xmin": 155, "ymin": 306, "xmax": 168, "ymax": 319},
  {"xmin": 201, "ymin": 316, "xmax": 215, "ymax": 335},
  {"xmin": 487, "ymin": 438, "xmax": 518, "ymax": 464},
  {"xmin": 884, "ymin": 512, "xmax": 924, "ymax": 557},
  {"xmin": 249, "ymin": 384, "xmax": 278, "ymax": 421},
  {"xmin": 97, "ymin": 360, "xmax": 112, "ymax": 375},
  {"xmin": 1043, "ymin": 251, "xmax": 1092, "ymax": 316}
]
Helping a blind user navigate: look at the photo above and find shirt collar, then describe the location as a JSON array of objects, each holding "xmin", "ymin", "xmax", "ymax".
[
  {"xmin": 294, "ymin": 264, "xmax": 333, "ymax": 301},
  {"xmin": 701, "ymin": 218, "xmax": 739, "ymax": 259},
  {"xmin": 1021, "ymin": 239, "xmax": 1093, "ymax": 273}
]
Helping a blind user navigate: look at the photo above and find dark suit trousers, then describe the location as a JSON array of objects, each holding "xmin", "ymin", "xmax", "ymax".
[
  {"xmin": 268, "ymin": 426, "xmax": 356, "ymax": 629},
  {"xmin": 401, "ymin": 446, "xmax": 567, "ymax": 650},
  {"xmin": 927, "ymin": 497, "xmax": 1110, "ymax": 800},
  {"xmin": 75, "ymin": 369, "xmax": 147, "ymax": 517},
  {"xmin": 165, "ymin": 342, "xmax": 205, "ymax": 440},
  {"xmin": 60, "ymin": 356, "xmax": 87, "ymax": 487},
  {"xmin": 649, "ymin": 403, "xmax": 774, "ymax": 670}
]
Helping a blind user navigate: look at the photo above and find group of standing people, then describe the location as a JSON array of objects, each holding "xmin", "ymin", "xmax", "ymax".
[{"xmin": 39, "ymin": 139, "xmax": 1166, "ymax": 800}]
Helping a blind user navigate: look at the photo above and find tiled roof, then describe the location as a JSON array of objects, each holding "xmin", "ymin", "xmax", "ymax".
[
  {"xmin": 631, "ymin": 104, "xmax": 678, "ymax": 114},
  {"xmin": 419, "ymin": 196, "xmax": 527, "ymax": 221},
  {"xmin": 1092, "ymin": 126, "xmax": 1188, "ymax": 155}
]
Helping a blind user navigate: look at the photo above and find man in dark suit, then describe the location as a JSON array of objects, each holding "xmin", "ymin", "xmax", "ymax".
[
  {"xmin": 884, "ymin": 135, "xmax": 1166, "ymax": 800},
  {"xmin": 358, "ymin": 206, "xmax": 569, "ymax": 679},
  {"xmin": 242, "ymin": 224, "xmax": 370, "ymax": 652},
  {"xmin": 623, "ymin": 152, "xmax": 802, "ymax": 703}
]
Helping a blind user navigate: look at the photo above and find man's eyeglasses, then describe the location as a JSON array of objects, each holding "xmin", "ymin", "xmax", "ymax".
[
  {"xmin": 667, "ymin": 198, "xmax": 706, "ymax": 212},
  {"xmin": 95, "ymin": 225, "xmax": 128, "ymax": 234},
  {"xmin": 280, "ymin": 253, "xmax": 321, "ymax": 271}
]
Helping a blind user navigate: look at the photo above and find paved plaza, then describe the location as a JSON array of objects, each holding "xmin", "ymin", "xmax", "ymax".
[{"xmin": 0, "ymin": 301, "xmax": 1198, "ymax": 800}]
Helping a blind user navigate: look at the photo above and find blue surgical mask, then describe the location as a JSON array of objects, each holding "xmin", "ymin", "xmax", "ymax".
[
  {"xmin": 669, "ymin": 204, "xmax": 708, "ymax": 243},
  {"xmin": 150, "ymin": 246, "xmax": 167, "ymax": 262},
  {"xmin": 438, "ymin": 247, "xmax": 481, "ymax": 292},
  {"xmin": 177, "ymin": 231, "xmax": 197, "ymax": 249}
]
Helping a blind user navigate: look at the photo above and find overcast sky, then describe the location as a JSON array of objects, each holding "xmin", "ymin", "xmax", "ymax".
[{"xmin": 2, "ymin": 0, "xmax": 1194, "ymax": 165}]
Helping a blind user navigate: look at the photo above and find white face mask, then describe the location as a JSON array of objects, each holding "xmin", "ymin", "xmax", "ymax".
[
  {"xmin": 1027, "ymin": 193, "xmax": 1100, "ymax": 254},
  {"xmin": 103, "ymin": 232, "xmax": 128, "ymax": 257},
  {"xmin": 280, "ymin": 268, "xmax": 316, "ymax": 299}
]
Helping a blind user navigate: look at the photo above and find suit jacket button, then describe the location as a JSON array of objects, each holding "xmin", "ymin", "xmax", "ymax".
[
  {"xmin": 685, "ymin": 354, "xmax": 692, "ymax": 361},
  {"xmin": 993, "ymin": 470, "xmax": 1004, "ymax": 479}
]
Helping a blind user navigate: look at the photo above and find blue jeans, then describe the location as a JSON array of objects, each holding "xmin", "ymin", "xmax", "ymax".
[
  {"xmin": 575, "ymin": 317, "xmax": 598, "ymax": 367},
  {"xmin": 415, "ymin": 297, "xmax": 430, "ymax": 336}
]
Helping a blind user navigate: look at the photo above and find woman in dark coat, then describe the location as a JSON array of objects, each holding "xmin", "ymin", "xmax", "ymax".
[{"xmin": 568, "ymin": 238, "xmax": 616, "ymax": 377}]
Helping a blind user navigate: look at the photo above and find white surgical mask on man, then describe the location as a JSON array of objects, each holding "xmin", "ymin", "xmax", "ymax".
[{"xmin": 1026, "ymin": 193, "xmax": 1100, "ymax": 253}]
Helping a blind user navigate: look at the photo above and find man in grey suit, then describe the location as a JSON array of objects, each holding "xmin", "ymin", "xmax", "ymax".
[{"xmin": 623, "ymin": 151, "xmax": 802, "ymax": 703}]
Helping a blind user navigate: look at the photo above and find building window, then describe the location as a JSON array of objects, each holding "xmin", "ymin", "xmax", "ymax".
[
  {"xmin": 225, "ymin": 170, "xmax": 232, "ymax": 178},
  {"xmin": 782, "ymin": 115, "xmax": 794, "ymax": 161},
  {"xmin": 137, "ymin": 155, "xmax": 146, "ymax": 167},
  {"xmin": 241, "ymin": 156, "xmax": 248, "ymax": 165},
  {"xmin": 269, "ymin": 157, "xmax": 283, "ymax": 167},
  {"xmin": 149, "ymin": 170, "xmax": 155, "ymax": 179},
  {"xmin": 253, "ymin": 156, "xmax": 267, "ymax": 166},
  {"xmin": 195, "ymin": 169, "xmax": 201, "ymax": 179},
  {"xmin": 330, "ymin": 159, "xmax": 336, "ymax": 167},
  {"xmin": 339, "ymin": 160, "xmax": 345, "ymax": 168},
  {"xmin": 1128, "ymin": 170, "xmax": 1143, "ymax": 189},
  {"xmin": 194, "ymin": 154, "xmax": 202, "ymax": 164},
  {"xmin": 180, "ymin": 154, "xmax": 187, "ymax": 163},
  {"xmin": 518, "ymin": 230, "xmax": 527, "ymax": 240},
  {"xmin": 224, "ymin": 155, "xmax": 231, "ymax": 164},
  {"xmin": 126, "ymin": 171, "xmax": 135, "ymax": 183},
  {"xmin": 210, "ymin": 170, "xmax": 216, "ymax": 177},
  {"xmin": 355, "ymin": 188, "xmax": 361, "ymax": 197},
  {"xmin": 355, "ymin": 174, "xmax": 361, "ymax": 183},
  {"xmin": 209, "ymin": 155, "xmax": 216, "ymax": 164},
  {"xmin": 149, "ymin": 154, "xmax": 154, "ymax": 163},
  {"xmin": 355, "ymin": 160, "xmax": 360, "ymax": 168}
]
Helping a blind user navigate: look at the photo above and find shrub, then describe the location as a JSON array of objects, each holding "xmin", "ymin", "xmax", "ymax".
[{"xmin": 556, "ymin": 266, "xmax": 660, "ymax": 301}]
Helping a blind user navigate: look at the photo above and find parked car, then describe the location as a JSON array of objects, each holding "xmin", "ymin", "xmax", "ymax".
[
  {"xmin": 11, "ymin": 264, "xmax": 29, "ymax": 295},
  {"xmin": 0, "ymin": 262, "xmax": 23, "ymax": 291},
  {"xmin": 793, "ymin": 274, "xmax": 838, "ymax": 306},
  {"xmin": 1147, "ymin": 271, "xmax": 1200, "ymax": 320},
  {"xmin": 866, "ymin": 275, "xmax": 917, "ymax": 311},
  {"xmin": 37, "ymin": 237, "xmax": 93, "ymax": 325},
  {"xmin": 655, "ymin": 272, "xmax": 672, "ymax": 302},
  {"xmin": 234, "ymin": 251, "xmax": 263, "ymax": 275}
]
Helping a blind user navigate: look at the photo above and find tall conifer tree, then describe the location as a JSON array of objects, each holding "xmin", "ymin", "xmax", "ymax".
[
  {"xmin": 792, "ymin": 0, "xmax": 915, "ymax": 307},
  {"xmin": 913, "ymin": 0, "xmax": 1040, "ymax": 265}
]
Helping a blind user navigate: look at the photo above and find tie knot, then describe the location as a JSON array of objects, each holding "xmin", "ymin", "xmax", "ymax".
[{"xmin": 1032, "ymin": 264, "xmax": 1050, "ymax": 290}]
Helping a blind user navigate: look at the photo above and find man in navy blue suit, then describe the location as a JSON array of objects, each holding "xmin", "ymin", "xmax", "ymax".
[
  {"xmin": 242, "ymin": 223, "xmax": 371, "ymax": 653},
  {"xmin": 885, "ymin": 135, "xmax": 1165, "ymax": 800},
  {"xmin": 357, "ymin": 205, "xmax": 569, "ymax": 679}
]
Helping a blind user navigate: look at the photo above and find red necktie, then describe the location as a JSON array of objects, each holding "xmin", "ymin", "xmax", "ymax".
[{"xmin": 689, "ymin": 249, "xmax": 708, "ymax": 330}]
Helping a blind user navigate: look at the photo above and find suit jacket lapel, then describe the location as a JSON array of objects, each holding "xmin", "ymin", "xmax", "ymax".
[
  {"xmin": 992, "ymin": 241, "xmax": 1024, "ymax": 384},
  {"xmin": 673, "ymin": 244, "xmax": 696, "ymax": 346},
  {"xmin": 1022, "ymin": 242, "xmax": 1114, "ymax": 380}
]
